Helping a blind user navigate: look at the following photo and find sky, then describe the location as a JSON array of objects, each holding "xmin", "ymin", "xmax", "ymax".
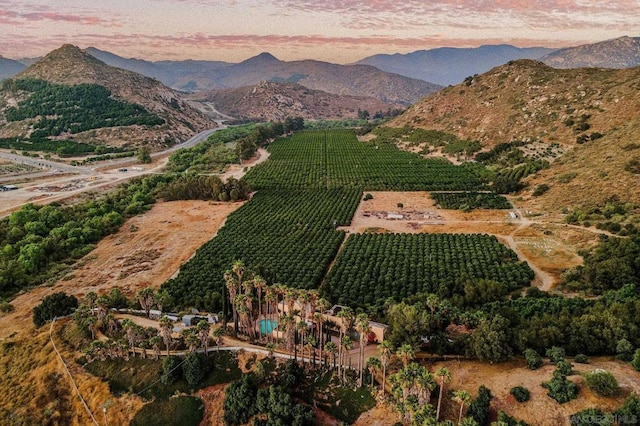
[{"xmin": 1, "ymin": 0, "xmax": 639, "ymax": 63}]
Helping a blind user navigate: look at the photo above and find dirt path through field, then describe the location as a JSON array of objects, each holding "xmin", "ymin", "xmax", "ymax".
[{"xmin": 337, "ymin": 191, "xmax": 588, "ymax": 290}]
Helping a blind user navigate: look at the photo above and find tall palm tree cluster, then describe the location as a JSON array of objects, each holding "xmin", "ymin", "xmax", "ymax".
[
  {"xmin": 223, "ymin": 261, "xmax": 375, "ymax": 383},
  {"xmin": 75, "ymin": 287, "xmax": 214, "ymax": 360},
  {"xmin": 372, "ymin": 343, "xmax": 467, "ymax": 425}
]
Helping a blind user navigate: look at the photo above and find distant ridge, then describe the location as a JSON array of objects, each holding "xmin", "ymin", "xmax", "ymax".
[
  {"xmin": 0, "ymin": 56, "xmax": 26, "ymax": 80},
  {"xmin": 356, "ymin": 44, "xmax": 555, "ymax": 86},
  {"xmin": 75, "ymin": 49, "xmax": 441, "ymax": 104},
  {"xmin": 540, "ymin": 36, "xmax": 640, "ymax": 69},
  {"xmin": 197, "ymin": 80, "xmax": 400, "ymax": 121}
]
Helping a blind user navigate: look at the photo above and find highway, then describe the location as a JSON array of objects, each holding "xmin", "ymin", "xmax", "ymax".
[
  {"xmin": 0, "ymin": 126, "xmax": 225, "ymax": 217},
  {"xmin": 0, "ymin": 125, "xmax": 225, "ymax": 181}
]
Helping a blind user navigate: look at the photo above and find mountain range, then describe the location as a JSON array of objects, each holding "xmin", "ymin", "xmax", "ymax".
[
  {"xmin": 0, "ymin": 45, "xmax": 215, "ymax": 149},
  {"xmin": 88, "ymin": 49, "xmax": 438, "ymax": 105},
  {"xmin": 2, "ymin": 36, "xmax": 639, "ymax": 101},
  {"xmin": 355, "ymin": 45, "xmax": 556, "ymax": 86}
]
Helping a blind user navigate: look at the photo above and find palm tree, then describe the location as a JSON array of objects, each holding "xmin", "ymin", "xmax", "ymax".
[
  {"xmin": 356, "ymin": 313, "xmax": 371, "ymax": 386},
  {"xmin": 232, "ymin": 259, "xmax": 246, "ymax": 283},
  {"xmin": 336, "ymin": 306, "xmax": 354, "ymax": 377},
  {"xmin": 316, "ymin": 298, "xmax": 330, "ymax": 346},
  {"xmin": 223, "ymin": 270, "xmax": 239, "ymax": 333},
  {"xmin": 308, "ymin": 290, "xmax": 318, "ymax": 322},
  {"xmin": 298, "ymin": 290, "xmax": 310, "ymax": 321},
  {"xmin": 253, "ymin": 275, "xmax": 266, "ymax": 318},
  {"xmin": 96, "ymin": 296, "xmax": 109, "ymax": 322},
  {"xmin": 453, "ymin": 390, "xmax": 472, "ymax": 425},
  {"xmin": 235, "ymin": 295, "xmax": 251, "ymax": 337},
  {"xmin": 197, "ymin": 320, "xmax": 210, "ymax": 355},
  {"xmin": 159, "ymin": 316, "xmax": 174, "ymax": 356},
  {"xmin": 85, "ymin": 291, "xmax": 98, "ymax": 314},
  {"xmin": 378, "ymin": 341, "xmax": 394, "ymax": 395},
  {"xmin": 266, "ymin": 342, "xmax": 276, "ymax": 359},
  {"xmin": 416, "ymin": 367, "xmax": 437, "ymax": 406},
  {"xmin": 296, "ymin": 320, "xmax": 309, "ymax": 361},
  {"xmin": 324, "ymin": 341, "xmax": 338, "ymax": 370},
  {"xmin": 341, "ymin": 335, "xmax": 354, "ymax": 382},
  {"xmin": 212, "ymin": 326, "xmax": 225, "ymax": 351},
  {"xmin": 149, "ymin": 336, "xmax": 162, "ymax": 360},
  {"xmin": 366, "ymin": 356, "xmax": 381, "ymax": 387},
  {"xmin": 279, "ymin": 314, "xmax": 295, "ymax": 357},
  {"xmin": 435, "ymin": 366, "xmax": 452, "ymax": 421},
  {"xmin": 182, "ymin": 328, "xmax": 200, "ymax": 353},
  {"xmin": 154, "ymin": 289, "xmax": 172, "ymax": 314},
  {"xmin": 137, "ymin": 287, "xmax": 155, "ymax": 317},
  {"xmin": 122, "ymin": 319, "xmax": 139, "ymax": 357},
  {"xmin": 396, "ymin": 344, "xmax": 415, "ymax": 368},
  {"xmin": 305, "ymin": 336, "xmax": 317, "ymax": 368},
  {"xmin": 313, "ymin": 312, "xmax": 324, "ymax": 346}
]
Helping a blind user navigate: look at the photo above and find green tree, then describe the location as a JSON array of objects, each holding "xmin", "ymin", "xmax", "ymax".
[
  {"xmin": 137, "ymin": 146, "xmax": 152, "ymax": 164},
  {"xmin": 182, "ymin": 352, "xmax": 207, "ymax": 388},
  {"xmin": 467, "ymin": 385, "xmax": 492, "ymax": 425},
  {"xmin": 542, "ymin": 370, "xmax": 578, "ymax": 404},
  {"xmin": 616, "ymin": 338, "xmax": 634, "ymax": 361},
  {"xmin": 631, "ymin": 349, "xmax": 640, "ymax": 372},
  {"xmin": 223, "ymin": 374, "xmax": 258, "ymax": 425},
  {"xmin": 470, "ymin": 315, "xmax": 513, "ymax": 363},
  {"xmin": 161, "ymin": 355, "xmax": 181, "ymax": 385},
  {"xmin": 32, "ymin": 292, "xmax": 78, "ymax": 327}
]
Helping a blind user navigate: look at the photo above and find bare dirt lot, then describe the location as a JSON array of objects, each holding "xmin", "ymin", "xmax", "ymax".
[
  {"xmin": 429, "ymin": 357, "xmax": 640, "ymax": 426},
  {"xmin": 339, "ymin": 191, "xmax": 586, "ymax": 290},
  {"xmin": 0, "ymin": 200, "xmax": 243, "ymax": 339}
]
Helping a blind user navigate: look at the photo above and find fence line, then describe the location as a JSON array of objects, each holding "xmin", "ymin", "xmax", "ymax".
[{"xmin": 50, "ymin": 317, "xmax": 100, "ymax": 426}]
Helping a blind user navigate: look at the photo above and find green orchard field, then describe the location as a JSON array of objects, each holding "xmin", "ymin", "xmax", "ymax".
[
  {"xmin": 163, "ymin": 129, "xmax": 533, "ymax": 313},
  {"xmin": 321, "ymin": 232, "xmax": 534, "ymax": 310},
  {"xmin": 244, "ymin": 129, "xmax": 484, "ymax": 191}
]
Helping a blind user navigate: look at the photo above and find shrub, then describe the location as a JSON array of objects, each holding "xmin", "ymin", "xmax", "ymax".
[
  {"xmin": 584, "ymin": 370, "xmax": 619, "ymax": 397},
  {"xmin": 631, "ymin": 349, "xmax": 640, "ymax": 372},
  {"xmin": 131, "ymin": 396, "xmax": 204, "ymax": 426},
  {"xmin": 524, "ymin": 348, "xmax": 543, "ymax": 370},
  {"xmin": 510, "ymin": 386, "xmax": 530, "ymax": 403},
  {"xmin": 0, "ymin": 301, "xmax": 14, "ymax": 313},
  {"xmin": 545, "ymin": 346, "xmax": 566, "ymax": 364},
  {"xmin": 556, "ymin": 360, "xmax": 573, "ymax": 376},
  {"xmin": 574, "ymin": 354, "xmax": 589, "ymax": 364},
  {"xmin": 363, "ymin": 193, "xmax": 373, "ymax": 201},
  {"xmin": 542, "ymin": 370, "xmax": 578, "ymax": 404},
  {"xmin": 625, "ymin": 158, "xmax": 640, "ymax": 174},
  {"xmin": 32, "ymin": 292, "xmax": 78, "ymax": 327},
  {"xmin": 532, "ymin": 184, "xmax": 550, "ymax": 196}
]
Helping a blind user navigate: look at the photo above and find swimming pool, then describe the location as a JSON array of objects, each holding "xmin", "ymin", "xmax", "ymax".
[{"xmin": 260, "ymin": 319, "xmax": 278, "ymax": 334}]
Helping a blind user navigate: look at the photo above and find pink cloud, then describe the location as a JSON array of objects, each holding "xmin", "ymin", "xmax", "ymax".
[{"xmin": 19, "ymin": 12, "xmax": 121, "ymax": 27}]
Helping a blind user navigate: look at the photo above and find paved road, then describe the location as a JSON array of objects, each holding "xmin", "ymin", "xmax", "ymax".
[
  {"xmin": 0, "ymin": 151, "xmax": 92, "ymax": 174},
  {"xmin": 0, "ymin": 127, "xmax": 226, "ymax": 218},
  {"xmin": 0, "ymin": 126, "xmax": 225, "ymax": 179}
]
